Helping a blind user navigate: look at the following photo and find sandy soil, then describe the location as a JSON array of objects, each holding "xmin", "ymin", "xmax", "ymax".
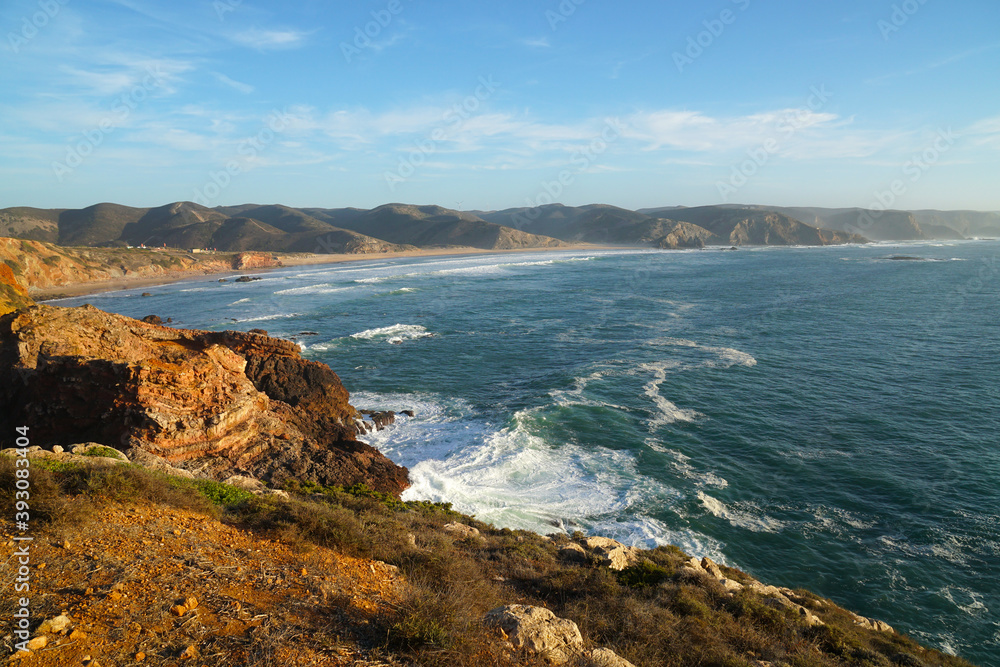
[
  {"xmin": 2, "ymin": 500, "xmax": 404, "ymax": 665},
  {"xmin": 31, "ymin": 244, "xmax": 616, "ymax": 301}
]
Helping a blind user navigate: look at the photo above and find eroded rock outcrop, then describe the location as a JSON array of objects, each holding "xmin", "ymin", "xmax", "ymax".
[
  {"xmin": 484, "ymin": 604, "xmax": 636, "ymax": 667},
  {"xmin": 232, "ymin": 251, "xmax": 281, "ymax": 270},
  {"xmin": 0, "ymin": 304, "xmax": 409, "ymax": 496},
  {"xmin": 0, "ymin": 262, "xmax": 33, "ymax": 316}
]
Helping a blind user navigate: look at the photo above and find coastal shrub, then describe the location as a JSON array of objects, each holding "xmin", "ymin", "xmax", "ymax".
[
  {"xmin": 53, "ymin": 463, "xmax": 218, "ymax": 517},
  {"xmin": 0, "ymin": 456, "xmax": 87, "ymax": 529},
  {"xmin": 194, "ymin": 479, "xmax": 255, "ymax": 508},
  {"xmin": 79, "ymin": 445, "xmax": 122, "ymax": 458},
  {"xmin": 617, "ymin": 560, "xmax": 671, "ymax": 589}
]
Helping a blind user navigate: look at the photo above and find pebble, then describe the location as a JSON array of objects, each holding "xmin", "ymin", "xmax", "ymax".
[{"xmin": 38, "ymin": 614, "xmax": 71, "ymax": 634}]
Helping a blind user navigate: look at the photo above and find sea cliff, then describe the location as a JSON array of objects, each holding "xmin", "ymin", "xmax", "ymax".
[
  {"xmin": 0, "ymin": 237, "xmax": 281, "ymax": 295},
  {"xmin": 0, "ymin": 303, "xmax": 408, "ymax": 496}
]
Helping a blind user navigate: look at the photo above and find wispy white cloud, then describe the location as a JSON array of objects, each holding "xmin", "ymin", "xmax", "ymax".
[
  {"xmin": 522, "ymin": 37, "xmax": 551, "ymax": 48},
  {"xmin": 229, "ymin": 27, "xmax": 309, "ymax": 50},
  {"xmin": 213, "ymin": 72, "xmax": 255, "ymax": 95},
  {"xmin": 625, "ymin": 109, "xmax": 847, "ymax": 153},
  {"xmin": 966, "ymin": 115, "xmax": 1000, "ymax": 150}
]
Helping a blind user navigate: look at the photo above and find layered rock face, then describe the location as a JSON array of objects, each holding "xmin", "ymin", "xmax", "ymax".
[
  {"xmin": 232, "ymin": 251, "xmax": 281, "ymax": 270},
  {"xmin": 0, "ymin": 305, "xmax": 409, "ymax": 496},
  {"xmin": 0, "ymin": 263, "xmax": 33, "ymax": 316}
]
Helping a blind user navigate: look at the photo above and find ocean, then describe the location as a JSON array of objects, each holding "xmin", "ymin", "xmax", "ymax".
[{"xmin": 57, "ymin": 241, "xmax": 1000, "ymax": 666}]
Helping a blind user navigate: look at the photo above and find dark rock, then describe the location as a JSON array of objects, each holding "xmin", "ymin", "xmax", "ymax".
[
  {"xmin": 140, "ymin": 315, "xmax": 163, "ymax": 324},
  {"xmin": 234, "ymin": 276, "xmax": 261, "ymax": 283},
  {"xmin": 298, "ymin": 331, "xmax": 319, "ymax": 336},
  {"xmin": 400, "ymin": 409, "xmax": 415, "ymax": 417},
  {"xmin": 356, "ymin": 410, "xmax": 396, "ymax": 433},
  {"xmin": 218, "ymin": 278, "xmax": 228, "ymax": 282},
  {"xmin": 141, "ymin": 292, "xmax": 153, "ymax": 297}
]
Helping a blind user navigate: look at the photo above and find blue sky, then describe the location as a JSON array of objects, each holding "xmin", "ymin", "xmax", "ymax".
[{"xmin": 1, "ymin": 0, "xmax": 998, "ymax": 211}]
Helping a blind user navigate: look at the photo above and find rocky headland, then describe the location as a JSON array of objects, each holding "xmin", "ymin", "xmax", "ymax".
[
  {"xmin": 0, "ymin": 237, "xmax": 283, "ymax": 297},
  {"xmin": 0, "ymin": 301, "xmax": 408, "ymax": 496}
]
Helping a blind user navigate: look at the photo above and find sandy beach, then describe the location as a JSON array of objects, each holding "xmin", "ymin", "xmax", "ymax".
[{"xmin": 31, "ymin": 244, "xmax": 615, "ymax": 301}]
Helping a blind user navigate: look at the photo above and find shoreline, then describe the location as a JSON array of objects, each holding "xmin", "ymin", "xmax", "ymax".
[{"xmin": 32, "ymin": 243, "xmax": 619, "ymax": 301}]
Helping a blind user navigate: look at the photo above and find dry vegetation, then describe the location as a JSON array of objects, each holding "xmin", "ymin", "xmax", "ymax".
[{"xmin": 0, "ymin": 458, "xmax": 976, "ymax": 667}]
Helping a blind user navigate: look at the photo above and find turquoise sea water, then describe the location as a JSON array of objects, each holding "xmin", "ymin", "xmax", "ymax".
[{"xmin": 59, "ymin": 241, "xmax": 1000, "ymax": 665}]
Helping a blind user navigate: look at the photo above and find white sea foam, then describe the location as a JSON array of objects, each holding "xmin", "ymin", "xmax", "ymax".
[
  {"xmin": 640, "ymin": 362, "xmax": 701, "ymax": 428},
  {"xmin": 274, "ymin": 283, "xmax": 356, "ymax": 295},
  {"xmin": 232, "ymin": 312, "xmax": 302, "ymax": 323},
  {"xmin": 548, "ymin": 371, "xmax": 630, "ymax": 410},
  {"xmin": 229, "ymin": 298, "xmax": 251, "ymax": 305},
  {"xmin": 939, "ymin": 587, "xmax": 989, "ymax": 617},
  {"xmin": 643, "ymin": 441, "xmax": 730, "ymax": 489},
  {"xmin": 644, "ymin": 338, "xmax": 757, "ymax": 369},
  {"xmin": 352, "ymin": 391, "xmax": 723, "ymax": 553},
  {"xmin": 350, "ymin": 324, "xmax": 434, "ymax": 344},
  {"xmin": 697, "ymin": 492, "xmax": 786, "ymax": 533}
]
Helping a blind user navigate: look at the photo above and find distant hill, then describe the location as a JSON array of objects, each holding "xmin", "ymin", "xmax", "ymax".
[
  {"xmin": 730, "ymin": 206, "xmax": 1000, "ymax": 241},
  {"xmin": 640, "ymin": 205, "xmax": 866, "ymax": 246},
  {"xmin": 0, "ymin": 202, "xmax": 561, "ymax": 254},
  {"xmin": 2, "ymin": 201, "xmax": 996, "ymax": 252},
  {"xmin": 308, "ymin": 203, "xmax": 565, "ymax": 250},
  {"xmin": 483, "ymin": 204, "xmax": 863, "ymax": 248},
  {"xmin": 910, "ymin": 210, "xmax": 1000, "ymax": 238}
]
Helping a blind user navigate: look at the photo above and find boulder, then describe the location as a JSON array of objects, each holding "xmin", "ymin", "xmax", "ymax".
[
  {"xmin": 851, "ymin": 612, "xmax": 895, "ymax": 634},
  {"xmin": 224, "ymin": 474, "xmax": 266, "ymax": 494},
  {"xmin": 485, "ymin": 605, "xmax": 583, "ymax": 665},
  {"xmin": 558, "ymin": 542, "xmax": 589, "ymax": 564},
  {"xmin": 141, "ymin": 315, "xmax": 163, "ymax": 324},
  {"xmin": 443, "ymin": 522, "xmax": 481, "ymax": 539},
  {"xmin": 581, "ymin": 647, "xmax": 637, "ymax": 667},
  {"xmin": 581, "ymin": 537, "xmax": 640, "ymax": 571},
  {"xmin": 37, "ymin": 614, "xmax": 71, "ymax": 634}
]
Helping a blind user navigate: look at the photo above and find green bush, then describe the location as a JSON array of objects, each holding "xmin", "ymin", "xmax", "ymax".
[
  {"xmin": 194, "ymin": 479, "xmax": 255, "ymax": 508},
  {"xmin": 80, "ymin": 446, "xmax": 122, "ymax": 459},
  {"xmin": 617, "ymin": 560, "xmax": 671, "ymax": 589}
]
